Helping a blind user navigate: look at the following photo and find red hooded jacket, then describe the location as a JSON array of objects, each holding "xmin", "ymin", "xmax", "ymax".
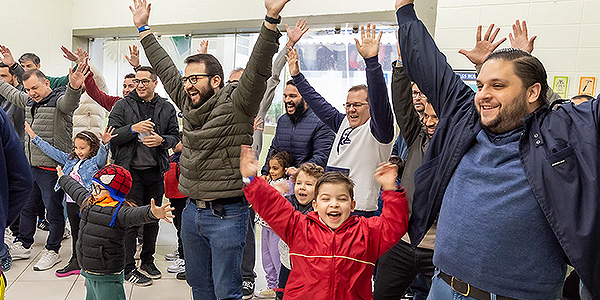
[{"xmin": 244, "ymin": 177, "xmax": 408, "ymax": 300}]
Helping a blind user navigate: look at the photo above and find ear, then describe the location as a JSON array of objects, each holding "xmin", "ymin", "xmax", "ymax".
[
  {"xmin": 527, "ymin": 82, "xmax": 542, "ymax": 105},
  {"xmin": 350, "ymin": 200, "xmax": 356, "ymax": 212},
  {"xmin": 312, "ymin": 199, "xmax": 318, "ymax": 211},
  {"xmin": 44, "ymin": 79, "xmax": 51, "ymax": 88},
  {"xmin": 210, "ymin": 75, "xmax": 221, "ymax": 90}
]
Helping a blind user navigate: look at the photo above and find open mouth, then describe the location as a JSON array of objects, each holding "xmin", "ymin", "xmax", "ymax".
[
  {"xmin": 327, "ymin": 212, "xmax": 341, "ymax": 220},
  {"xmin": 187, "ymin": 89, "xmax": 200, "ymax": 101},
  {"xmin": 297, "ymin": 192, "xmax": 307, "ymax": 198}
]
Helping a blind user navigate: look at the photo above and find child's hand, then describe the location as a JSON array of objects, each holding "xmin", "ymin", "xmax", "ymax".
[
  {"xmin": 24, "ymin": 122, "xmax": 36, "ymax": 139},
  {"xmin": 150, "ymin": 198, "xmax": 175, "ymax": 223},
  {"xmin": 99, "ymin": 126, "xmax": 118, "ymax": 145},
  {"xmin": 272, "ymin": 180, "xmax": 289, "ymax": 195},
  {"xmin": 240, "ymin": 145, "xmax": 258, "ymax": 178},
  {"xmin": 57, "ymin": 165, "xmax": 64, "ymax": 177},
  {"xmin": 375, "ymin": 162, "xmax": 398, "ymax": 191}
]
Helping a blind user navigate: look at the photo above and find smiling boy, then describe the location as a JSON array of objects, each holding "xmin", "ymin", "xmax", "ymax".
[{"xmin": 241, "ymin": 145, "xmax": 408, "ymax": 300}]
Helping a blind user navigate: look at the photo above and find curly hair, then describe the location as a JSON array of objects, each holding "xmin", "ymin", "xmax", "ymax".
[{"xmin": 70, "ymin": 131, "xmax": 100, "ymax": 160}]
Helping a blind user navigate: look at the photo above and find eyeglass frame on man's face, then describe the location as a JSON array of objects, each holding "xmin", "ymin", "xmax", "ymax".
[
  {"xmin": 343, "ymin": 102, "xmax": 369, "ymax": 109},
  {"xmin": 92, "ymin": 183, "xmax": 108, "ymax": 195},
  {"xmin": 181, "ymin": 74, "xmax": 212, "ymax": 85},
  {"xmin": 412, "ymin": 91, "xmax": 426, "ymax": 99},
  {"xmin": 132, "ymin": 78, "xmax": 156, "ymax": 87}
]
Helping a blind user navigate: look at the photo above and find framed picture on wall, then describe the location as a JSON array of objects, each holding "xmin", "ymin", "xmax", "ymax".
[
  {"xmin": 552, "ymin": 76, "xmax": 568, "ymax": 99},
  {"xmin": 578, "ymin": 77, "xmax": 596, "ymax": 96}
]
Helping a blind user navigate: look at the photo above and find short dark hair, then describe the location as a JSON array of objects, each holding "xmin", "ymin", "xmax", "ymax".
[
  {"xmin": 229, "ymin": 67, "xmax": 244, "ymax": 76},
  {"xmin": 135, "ymin": 66, "xmax": 157, "ymax": 80},
  {"xmin": 571, "ymin": 94, "xmax": 594, "ymax": 102},
  {"xmin": 19, "ymin": 53, "xmax": 41, "ymax": 66},
  {"xmin": 124, "ymin": 73, "xmax": 136, "ymax": 80},
  {"xmin": 0, "ymin": 62, "xmax": 15, "ymax": 76},
  {"xmin": 184, "ymin": 54, "xmax": 225, "ymax": 88},
  {"xmin": 484, "ymin": 48, "xmax": 549, "ymax": 104},
  {"xmin": 315, "ymin": 172, "xmax": 355, "ymax": 200},
  {"xmin": 270, "ymin": 151, "xmax": 292, "ymax": 169},
  {"xmin": 297, "ymin": 163, "xmax": 324, "ymax": 180},
  {"xmin": 348, "ymin": 84, "xmax": 369, "ymax": 102},
  {"xmin": 286, "ymin": 79, "xmax": 296, "ymax": 87},
  {"xmin": 22, "ymin": 69, "xmax": 47, "ymax": 83}
]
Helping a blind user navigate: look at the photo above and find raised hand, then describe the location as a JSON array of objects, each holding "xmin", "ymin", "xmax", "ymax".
[
  {"xmin": 286, "ymin": 47, "xmax": 300, "ymax": 76},
  {"xmin": 285, "ymin": 19, "xmax": 309, "ymax": 48},
  {"xmin": 0, "ymin": 45, "xmax": 16, "ymax": 67},
  {"xmin": 458, "ymin": 24, "xmax": 506, "ymax": 67},
  {"xmin": 75, "ymin": 47, "xmax": 89, "ymax": 65},
  {"xmin": 355, "ymin": 23, "xmax": 383, "ymax": 59},
  {"xmin": 24, "ymin": 121, "xmax": 36, "ymax": 139},
  {"xmin": 99, "ymin": 126, "xmax": 118, "ymax": 145},
  {"xmin": 57, "ymin": 165, "xmax": 64, "ymax": 177},
  {"xmin": 124, "ymin": 45, "xmax": 141, "ymax": 69},
  {"xmin": 61, "ymin": 46, "xmax": 88, "ymax": 65},
  {"xmin": 197, "ymin": 40, "xmax": 209, "ymax": 54},
  {"xmin": 131, "ymin": 118, "xmax": 154, "ymax": 133},
  {"xmin": 509, "ymin": 20, "xmax": 536, "ymax": 54},
  {"xmin": 130, "ymin": 0, "xmax": 151, "ymax": 29},
  {"xmin": 253, "ymin": 116, "xmax": 264, "ymax": 131},
  {"xmin": 142, "ymin": 131, "xmax": 163, "ymax": 147},
  {"xmin": 240, "ymin": 145, "xmax": 258, "ymax": 178},
  {"xmin": 69, "ymin": 58, "xmax": 90, "ymax": 90},
  {"xmin": 264, "ymin": 0, "xmax": 292, "ymax": 18},
  {"xmin": 375, "ymin": 162, "xmax": 398, "ymax": 191},
  {"xmin": 150, "ymin": 198, "xmax": 175, "ymax": 223}
]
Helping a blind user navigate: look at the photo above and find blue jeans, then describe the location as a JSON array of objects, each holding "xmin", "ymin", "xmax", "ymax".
[
  {"xmin": 427, "ymin": 269, "xmax": 483, "ymax": 300},
  {"xmin": 182, "ymin": 199, "xmax": 249, "ymax": 300},
  {"xmin": 17, "ymin": 167, "xmax": 64, "ymax": 251}
]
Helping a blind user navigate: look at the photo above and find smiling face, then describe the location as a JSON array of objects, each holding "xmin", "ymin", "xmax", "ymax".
[
  {"xmin": 122, "ymin": 77, "xmax": 136, "ymax": 97},
  {"xmin": 345, "ymin": 89, "xmax": 370, "ymax": 128},
  {"xmin": 73, "ymin": 138, "xmax": 92, "ymax": 160},
  {"xmin": 134, "ymin": 70, "xmax": 157, "ymax": 101},
  {"xmin": 23, "ymin": 76, "xmax": 51, "ymax": 102},
  {"xmin": 284, "ymin": 84, "xmax": 305, "ymax": 115},
  {"xmin": 269, "ymin": 158, "xmax": 286, "ymax": 181},
  {"xmin": 313, "ymin": 182, "xmax": 356, "ymax": 230},
  {"xmin": 295, "ymin": 171, "xmax": 317, "ymax": 205},
  {"xmin": 183, "ymin": 62, "xmax": 218, "ymax": 109},
  {"xmin": 476, "ymin": 59, "xmax": 538, "ymax": 134},
  {"xmin": 412, "ymin": 83, "xmax": 427, "ymax": 114},
  {"xmin": 422, "ymin": 103, "xmax": 438, "ymax": 137}
]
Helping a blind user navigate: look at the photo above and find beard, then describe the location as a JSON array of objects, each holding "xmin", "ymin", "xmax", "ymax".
[
  {"xmin": 287, "ymin": 101, "xmax": 306, "ymax": 123},
  {"xmin": 190, "ymin": 82, "xmax": 215, "ymax": 109},
  {"xmin": 480, "ymin": 91, "xmax": 529, "ymax": 134}
]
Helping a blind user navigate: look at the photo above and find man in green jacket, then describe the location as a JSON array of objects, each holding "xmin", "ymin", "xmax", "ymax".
[{"xmin": 129, "ymin": 0, "xmax": 292, "ymax": 298}]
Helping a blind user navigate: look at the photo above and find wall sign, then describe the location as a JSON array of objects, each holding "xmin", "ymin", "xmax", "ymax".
[
  {"xmin": 579, "ymin": 77, "xmax": 596, "ymax": 96},
  {"xmin": 552, "ymin": 76, "xmax": 569, "ymax": 99}
]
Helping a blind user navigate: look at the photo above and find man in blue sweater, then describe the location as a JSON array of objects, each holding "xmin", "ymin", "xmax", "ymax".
[
  {"xmin": 287, "ymin": 23, "xmax": 395, "ymax": 217},
  {"xmin": 396, "ymin": 1, "xmax": 600, "ymax": 299}
]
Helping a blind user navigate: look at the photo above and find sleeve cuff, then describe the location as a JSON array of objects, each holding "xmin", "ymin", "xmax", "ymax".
[{"xmin": 364, "ymin": 56, "xmax": 381, "ymax": 69}]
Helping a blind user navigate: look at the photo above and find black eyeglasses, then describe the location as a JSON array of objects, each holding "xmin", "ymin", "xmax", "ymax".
[
  {"xmin": 181, "ymin": 74, "xmax": 212, "ymax": 85},
  {"xmin": 92, "ymin": 184, "xmax": 107, "ymax": 195},
  {"xmin": 343, "ymin": 102, "xmax": 368, "ymax": 109},
  {"xmin": 132, "ymin": 79, "xmax": 155, "ymax": 86},
  {"xmin": 412, "ymin": 91, "xmax": 426, "ymax": 99}
]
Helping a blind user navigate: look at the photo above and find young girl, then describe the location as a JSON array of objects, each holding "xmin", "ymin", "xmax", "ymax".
[
  {"xmin": 255, "ymin": 151, "xmax": 292, "ymax": 299},
  {"xmin": 24, "ymin": 122, "xmax": 115, "ymax": 276},
  {"xmin": 58, "ymin": 164, "xmax": 173, "ymax": 299}
]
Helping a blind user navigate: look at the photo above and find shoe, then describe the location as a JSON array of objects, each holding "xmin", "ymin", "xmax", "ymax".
[
  {"xmin": 125, "ymin": 269, "xmax": 153, "ymax": 286},
  {"xmin": 167, "ymin": 258, "xmax": 185, "ymax": 273},
  {"xmin": 62, "ymin": 227, "xmax": 71, "ymax": 240},
  {"xmin": 176, "ymin": 271, "xmax": 186, "ymax": 281},
  {"xmin": 4, "ymin": 229, "xmax": 14, "ymax": 247},
  {"xmin": 1, "ymin": 255, "xmax": 12, "ymax": 272},
  {"xmin": 164, "ymin": 249, "xmax": 179, "ymax": 261},
  {"xmin": 33, "ymin": 249, "xmax": 61, "ymax": 271},
  {"xmin": 139, "ymin": 262, "xmax": 162, "ymax": 279},
  {"xmin": 9, "ymin": 241, "xmax": 31, "ymax": 260},
  {"xmin": 134, "ymin": 243, "xmax": 142, "ymax": 260},
  {"xmin": 55, "ymin": 257, "xmax": 80, "ymax": 277},
  {"xmin": 255, "ymin": 288, "xmax": 276, "ymax": 299},
  {"xmin": 242, "ymin": 280, "xmax": 255, "ymax": 299},
  {"xmin": 37, "ymin": 219, "xmax": 50, "ymax": 231}
]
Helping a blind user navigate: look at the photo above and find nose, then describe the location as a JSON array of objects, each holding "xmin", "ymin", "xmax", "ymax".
[{"xmin": 476, "ymin": 85, "xmax": 492, "ymax": 102}]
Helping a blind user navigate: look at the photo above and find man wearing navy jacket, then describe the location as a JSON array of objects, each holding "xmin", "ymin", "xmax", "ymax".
[{"xmin": 396, "ymin": 0, "xmax": 600, "ymax": 299}]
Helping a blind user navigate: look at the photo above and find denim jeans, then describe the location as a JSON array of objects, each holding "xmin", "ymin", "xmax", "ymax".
[
  {"xmin": 241, "ymin": 207, "xmax": 256, "ymax": 282},
  {"xmin": 427, "ymin": 269, "xmax": 483, "ymax": 300},
  {"xmin": 17, "ymin": 167, "xmax": 64, "ymax": 251},
  {"xmin": 182, "ymin": 199, "xmax": 249, "ymax": 300}
]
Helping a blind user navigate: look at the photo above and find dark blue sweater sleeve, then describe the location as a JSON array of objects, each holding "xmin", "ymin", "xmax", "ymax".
[
  {"xmin": 292, "ymin": 73, "xmax": 345, "ymax": 132},
  {"xmin": 365, "ymin": 56, "xmax": 395, "ymax": 143},
  {"xmin": 396, "ymin": 4, "xmax": 475, "ymax": 119},
  {"xmin": 0, "ymin": 109, "xmax": 33, "ymax": 227},
  {"xmin": 307, "ymin": 121, "xmax": 335, "ymax": 167}
]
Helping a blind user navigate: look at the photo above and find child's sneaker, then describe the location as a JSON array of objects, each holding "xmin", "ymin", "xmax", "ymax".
[
  {"xmin": 37, "ymin": 219, "xmax": 50, "ymax": 231},
  {"xmin": 176, "ymin": 271, "xmax": 186, "ymax": 281},
  {"xmin": 242, "ymin": 280, "xmax": 255, "ymax": 299},
  {"xmin": 55, "ymin": 257, "xmax": 81, "ymax": 277},
  {"xmin": 167, "ymin": 258, "xmax": 185, "ymax": 273},
  {"xmin": 1, "ymin": 255, "xmax": 12, "ymax": 272},
  {"xmin": 255, "ymin": 288, "xmax": 276, "ymax": 299},
  {"xmin": 9, "ymin": 241, "xmax": 31, "ymax": 260},
  {"xmin": 164, "ymin": 249, "xmax": 179, "ymax": 261},
  {"xmin": 62, "ymin": 227, "xmax": 71, "ymax": 240},
  {"xmin": 4, "ymin": 229, "xmax": 14, "ymax": 247},
  {"xmin": 125, "ymin": 269, "xmax": 153, "ymax": 286},
  {"xmin": 33, "ymin": 249, "xmax": 61, "ymax": 271}
]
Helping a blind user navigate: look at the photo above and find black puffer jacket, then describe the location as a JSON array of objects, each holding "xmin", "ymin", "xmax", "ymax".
[{"xmin": 59, "ymin": 175, "xmax": 157, "ymax": 274}]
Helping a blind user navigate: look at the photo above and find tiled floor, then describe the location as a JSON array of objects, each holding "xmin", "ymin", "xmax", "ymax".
[{"xmin": 4, "ymin": 221, "xmax": 268, "ymax": 300}]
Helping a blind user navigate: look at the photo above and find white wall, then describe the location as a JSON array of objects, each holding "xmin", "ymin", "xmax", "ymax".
[
  {"xmin": 436, "ymin": 0, "xmax": 600, "ymax": 98},
  {"xmin": 0, "ymin": 0, "xmax": 73, "ymax": 77}
]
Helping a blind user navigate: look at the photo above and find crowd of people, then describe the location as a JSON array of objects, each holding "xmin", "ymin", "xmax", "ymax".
[{"xmin": 0, "ymin": 0, "xmax": 599, "ymax": 299}]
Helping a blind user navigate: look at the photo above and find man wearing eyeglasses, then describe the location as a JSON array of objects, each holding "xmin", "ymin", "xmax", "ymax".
[
  {"xmin": 107, "ymin": 65, "xmax": 180, "ymax": 286},
  {"xmin": 286, "ymin": 23, "xmax": 396, "ymax": 217}
]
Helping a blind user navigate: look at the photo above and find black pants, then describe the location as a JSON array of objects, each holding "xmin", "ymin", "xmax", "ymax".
[
  {"xmin": 169, "ymin": 197, "xmax": 187, "ymax": 260},
  {"xmin": 124, "ymin": 167, "xmax": 164, "ymax": 274},
  {"xmin": 66, "ymin": 202, "xmax": 81, "ymax": 261},
  {"xmin": 241, "ymin": 207, "xmax": 256, "ymax": 282},
  {"xmin": 276, "ymin": 264, "xmax": 291, "ymax": 299},
  {"xmin": 373, "ymin": 240, "xmax": 434, "ymax": 300}
]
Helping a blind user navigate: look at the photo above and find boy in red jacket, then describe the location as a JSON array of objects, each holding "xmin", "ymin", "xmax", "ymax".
[{"xmin": 240, "ymin": 145, "xmax": 409, "ymax": 300}]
